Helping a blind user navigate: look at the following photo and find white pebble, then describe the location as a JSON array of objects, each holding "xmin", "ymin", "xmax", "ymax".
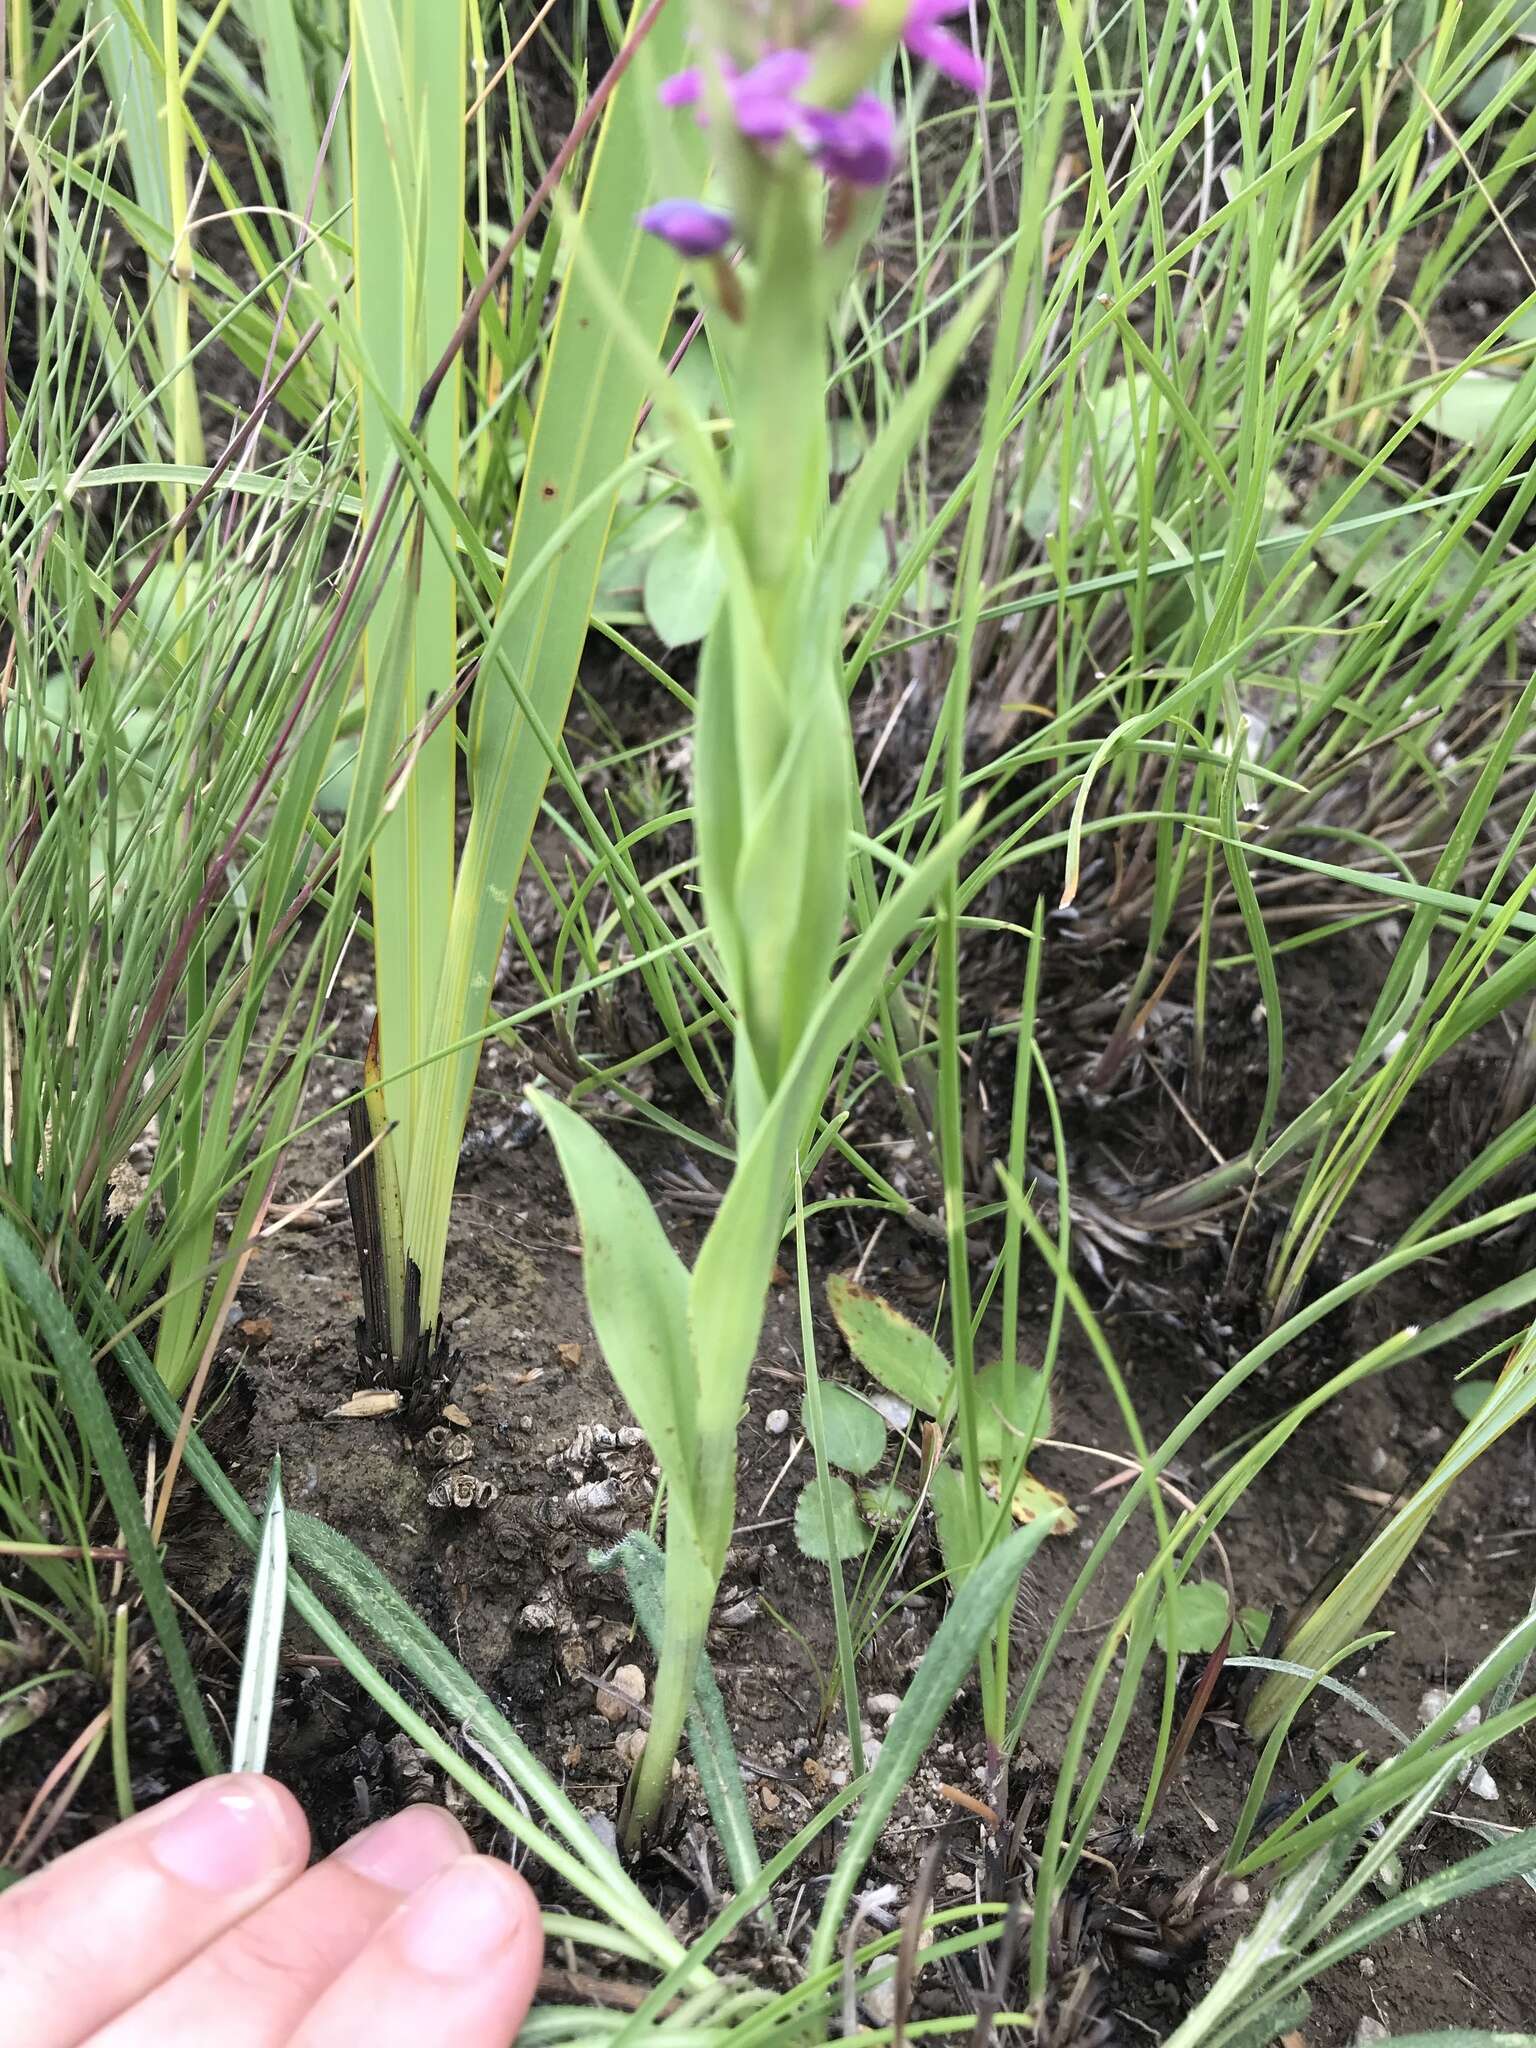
[
  {"xmin": 866, "ymin": 1693, "xmax": 903, "ymax": 1722},
  {"xmin": 1464, "ymin": 1763, "xmax": 1498, "ymax": 1802},
  {"xmin": 765, "ymin": 1408, "xmax": 790, "ymax": 1436},
  {"xmin": 1420, "ymin": 1688, "xmax": 1486, "ymax": 1739},
  {"xmin": 863, "ymin": 1980, "xmax": 898, "ymax": 2028}
]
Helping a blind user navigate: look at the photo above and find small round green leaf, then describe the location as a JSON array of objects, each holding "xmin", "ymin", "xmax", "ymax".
[
  {"xmin": 642, "ymin": 512, "xmax": 726, "ymax": 648},
  {"xmin": 794, "ymin": 1478, "xmax": 875, "ymax": 1563},
  {"xmin": 1452, "ymin": 1379, "xmax": 1496, "ymax": 1424},
  {"xmin": 804, "ymin": 1382, "xmax": 886, "ymax": 1476},
  {"xmin": 1153, "ymin": 1578, "xmax": 1231, "ymax": 1657},
  {"xmin": 1236, "ymin": 1604, "xmax": 1271, "ymax": 1654}
]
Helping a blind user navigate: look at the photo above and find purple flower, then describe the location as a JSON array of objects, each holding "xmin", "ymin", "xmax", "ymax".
[
  {"xmin": 835, "ymin": 0, "xmax": 989, "ymax": 95},
  {"xmin": 658, "ymin": 48, "xmax": 812, "ymax": 145},
  {"xmin": 732, "ymin": 48, "xmax": 813, "ymax": 140},
  {"xmin": 802, "ymin": 92, "xmax": 897, "ymax": 187},
  {"xmin": 637, "ymin": 199, "xmax": 735, "ymax": 257},
  {"xmin": 659, "ymin": 67, "xmax": 702, "ymax": 108}
]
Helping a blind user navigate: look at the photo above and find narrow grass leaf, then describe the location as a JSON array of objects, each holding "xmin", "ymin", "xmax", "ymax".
[
  {"xmin": 0, "ymin": 1219, "xmax": 220, "ymax": 1773},
  {"xmin": 231, "ymin": 1457, "xmax": 288, "ymax": 1776}
]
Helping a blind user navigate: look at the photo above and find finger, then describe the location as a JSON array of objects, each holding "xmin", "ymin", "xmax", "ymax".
[
  {"xmin": 85, "ymin": 1804, "xmax": 472, "ymax": 2048},
  {"xmin": 0, "ymin": 1774, "xmax": 308, "ymax": 2048},
  {"xmin": 288, "ymin": 1855, "xmax": 543, "ymax": 2048}
]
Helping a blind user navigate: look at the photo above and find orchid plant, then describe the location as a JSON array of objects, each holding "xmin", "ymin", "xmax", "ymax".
[{"xmin": 534, "ymin": 0, "xmax": 993, "ymax": 1841}]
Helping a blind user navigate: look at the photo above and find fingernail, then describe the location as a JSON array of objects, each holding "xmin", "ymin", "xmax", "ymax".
[
  {"xmin": 148, "ymin": 1776, "xmax": 302, "ymax": 1892},
  {"xmin": 336, "ymin": 1806, "xmax": 468, "ymax": 1893},
  {"xmin": 397, "ymin": 1858, "xmax": 526, "ymax": 1977}
]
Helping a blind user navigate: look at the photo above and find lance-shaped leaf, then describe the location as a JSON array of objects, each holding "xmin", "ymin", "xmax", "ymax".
[{"xmin": 531, "ymin": 1092, "xmax": 696, "ymax": 1487}]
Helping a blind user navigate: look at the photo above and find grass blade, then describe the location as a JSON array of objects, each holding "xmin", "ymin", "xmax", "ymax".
[
  {"xmin": 0, "ymin": 1219, "xmax": 220, "ymax": 1775},
  {"xmin": 230, "ymin": 1457, "xmax": 287, "ymax": 1776}
]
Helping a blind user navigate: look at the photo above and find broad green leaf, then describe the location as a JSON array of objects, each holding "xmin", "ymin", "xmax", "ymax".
[
  {"xmin": 809, "ymin": 1514, "xmax": 1063, "ymax": 1975},
  {"xmin": 1237, "ymin": 1605, "xmax": 1272, "ymax": 1652},
  {"xmin": 595, "ymin": 494, "xmax": 688, "ymax": 609},
  {"xmin": 972, "ymin": 1360, "xmax": 1052, "ymax": 1460},
  {"xmin": 1424, "ymin": 367, "xmax": 1522, "ymax": 443},
  {"xmin": 827, "ymin": 1272, "xmax": 949, "ymax": 1415},
  {"xmin": 794, "ymin": 1477, "xmax": 874, "ymax": 1563},
  {"xmin": 531, "ymin": 1094, "xmax": 695, "ymax": 1486},
  {"xmin": 1310, "ymin": 476, "xmax": 1485, "ymax": 610},
  {"xmin": 930, "ymin": 1462, "xmax": 982, "ymax": 1591},
  {"xmin": 315, "ymin": 735, "xmax": 360, "ymax": 818},
  {"xmin": 350, "ymin": 0, "xmax": 464, "ymax": 1300},
  {"xmin": 1154, "ymin": 1577, "xmax": 1231, "ymax": 1656},
  {"xmin": 1452, "ymin": 1378, "xmax": 1496, "ymax": 1422},
  {"xmin": 643, "ymin": 511, "xmax": 726, "ymax": 647},
  {"xmin": 805, "ymin": 1382, "xmax": 886, "ymax": 1476}
]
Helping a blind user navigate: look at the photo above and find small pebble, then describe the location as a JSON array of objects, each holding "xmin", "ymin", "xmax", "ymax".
[
  {"xmin": 1465, "ymin": 1763, "xmax": 1499, "ymax": 1801},
  {"xmin": 1355, "ymin": 2017, "xmax": 1388, "ymax": 2046},
  {"xmin": 1419, "ymin": 1687, "xmax": 1484, "ymax": 1738},
  {"xmin": 614, "ymin": 1728, "xmax": 647, "ymax": 1767},
  {"xmin": 866, "ymin": 1693, "xmax": 903, "ymax": 1722},
  {"xmin": 597, "ymin": 1664, "xmax": 647, "ymax": 1726},
  {"xmin": 863, "ymin": 1980, "xmax": 898, "ymax": 2027},
  {"xmin": 765, "ymin": 1408, "xmax": 790, "ymax": 1436},
  {"xmin": 584, "ymin": 1811, "xmax": 618, "ymax": 1856}
]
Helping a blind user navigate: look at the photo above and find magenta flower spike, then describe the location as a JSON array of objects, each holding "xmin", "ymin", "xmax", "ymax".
[
  {"xmin": 637, "ymin": 198, "xmax": 736, "ymax": 256},
  {"xmin": 803, "ymin": 92, "xmax": 897, "ymax": 187}
]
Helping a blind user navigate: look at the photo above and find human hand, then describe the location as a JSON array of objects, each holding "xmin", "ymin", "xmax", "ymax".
[{"xmin": 0, "ymin": 1772, "xmax": 543, "ymax": 2047}]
